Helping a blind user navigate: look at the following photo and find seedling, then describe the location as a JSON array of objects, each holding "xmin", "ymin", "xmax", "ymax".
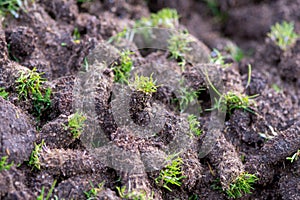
[
  {"xmin": 131, "ymin": 74, "xmax": 158, "ymax": 94},
  {"xmin": 16, "ymin": 68, "xmax": 52, "ymax": 119},
  {"xmin": 28, "ymin": 139, "xmax": 45, "ymax": 170},
  {"xmin": 73, "ymin": 27, "xmax": 81, "ymax": 44},
  {"xmin": 0, "ymin": 156, "xmax": 13, "ymax": 171},
  {"xmin": 226, "ymin": 172, "xmax": 258, "ymax": 199},
  {"xmin": 205, "ymin": 65, "xmax": 258, "ymax": 115},
  {"xmin": 225, "ymin": 44, "xmax": 244, "ymax": 62},
  {"xmin": 135, "ymin": 8, "xmax": 179, "ymax": 29},
  {"xmin": 112, "ymin": 50, "xmax": 133, "ymax": 84},
  {"xmin": 187, "ymin": 114, "xmax": 202, "ymax": 136},
  {"xmin": 0, "ymin": 0, "xmax": 26, "ymax": 18},
  {"xmin": 286, "ymin": 149, "xmax": 300, "ymax": 163},
  {"xmin": 177, "ymin": 86, "xmax": 199, "ymax": 112},
  {"xmin": 210, "ymin": 49, "xmax": 230, "ymax": 67},
  {"xmin": 271, "ymin": 84, "xmax": 281, "ymax": 93},
  {"xmin": 65, "ymin": 111, "xmax": 87, "ymax": 139},
  {"xmin": 203, "ymin": 0, "xmax": 227, "ymax": 22},
  {"xmin": 37, "ymin": 179, "xmax": 57, "ymax": 200},
  {"xmin": 155, "ymin": 156, "xmax": 186, "ymax": 191},
  {"xmin": 116, "ymin": 186, "xmax": 149, "ymax": 200},
  {"xmin": 168, "ymin": 30, "xmax": 193, "ymax": 68},
  {"xmin": 84, "ymin": 181, "xmax": 105, "ymax": 200},
  {"xmin": 0, "ymin": 87, "xmax": 9, "ymax": 99},
  {"xmin": 267, "ymin": 21, "xmax": 299, "ymax": 51}
]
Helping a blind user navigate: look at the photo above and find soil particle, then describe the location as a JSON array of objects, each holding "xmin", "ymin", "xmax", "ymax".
[
  {"xmin": 224, "ymin": 4, "xmax": 274, "ymax": 40},
  {"xmin": 40, "ymin": 0, "xmax": 79, "ymax": 23},
  {"xmin": 279, "ymin": 174, "xmax": 300, "ymax": 200},
  {"xmin": 5, "ymin": 26, "xmax": 36, "ymax": 62},
  {"xmin": 208, "ymin": 132, "xmax": 244, "ymax": 189},
  {"xmin": 39, "ymin": 114, "xmax": 76, "ymax": 149},
  {"xmin": 181, "ymin": 149, "xmax": 203, "ymax": 191},
  {"xmin": 0, "ymin": 167, "xmax": 34, "ymax": 199},
  {"xmin": 40, "ymin": 148, "xmax": 104, "ymax": 177},
  {"xmin": 0, "ymin": 97, "xmax": 36, "ymax": 164},
  {"xmin": 54, "ymin": 173, "xmax": 120, "ymax": 200}
]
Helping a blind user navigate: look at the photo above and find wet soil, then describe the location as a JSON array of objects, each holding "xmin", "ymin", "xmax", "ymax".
[{"xmin": 0, "ymin": 0, "xmax": 299, "ymax": 199}]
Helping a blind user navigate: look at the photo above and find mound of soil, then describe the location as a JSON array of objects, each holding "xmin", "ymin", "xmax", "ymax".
[{"xmin": 0, "ymin": 0, "xmax": 299, "ymax": 199}]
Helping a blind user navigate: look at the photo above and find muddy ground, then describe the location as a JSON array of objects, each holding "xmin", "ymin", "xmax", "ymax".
[{"xmin": 0, "ymin": 0, "xmax": 299, "ymax": 199}]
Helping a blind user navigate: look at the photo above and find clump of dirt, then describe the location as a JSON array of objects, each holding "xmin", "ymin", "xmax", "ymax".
[{"xmin": 0, "ymin": 0, "xmax": 299, "ymax": 200}]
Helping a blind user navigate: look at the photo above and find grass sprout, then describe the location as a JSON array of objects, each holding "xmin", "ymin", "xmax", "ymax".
[
  {"xmin": 286, "ymin": 149, "xmax": 300, "ymax": 163},
  {"xmin": 112, "ymin": 50, "xmax": 133, "ymax": 84},
  {"xmin": 187, "ymin": 114, "xmax": 202, "ymax": 136},
  {"xmin": 0, "ymin": 87, "xmax": 9, "ymax": 99},
  {"xmin": 267, "ymin": 21, "xmax": 299, "ymax": 51},
  {"xmin": 28, "ymin": 139, "xmax": 44, "ymax": 170},
  {"xmin": 0, "ymin": 156, "xmax": 13, "ymax": 171},
  {"xmin": 168, "ymin": 30, "xmax": 193, "ymax": 68},
  {"xmin": 155, "ymin": 157, "xmax": 186, "ymax": 191},
  {"xmin": 16, "ymin": 68, "xmax": 51, "ymax": 119},
  {"xmin": 65, "ymin": 111, "xmax": 87, "ymax": 139},
  {"xmin": 131, "ymin": 74, "xmax": 158, "ymax": 94},
  {"xmin": 226, "ymin": 172, "xmax": 259, "ymax": 199}
]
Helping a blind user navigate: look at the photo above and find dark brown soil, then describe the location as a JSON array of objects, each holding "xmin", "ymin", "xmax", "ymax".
[{"xmin": 0, "ymin": 0, "xmax": 299, "ymax": 200}]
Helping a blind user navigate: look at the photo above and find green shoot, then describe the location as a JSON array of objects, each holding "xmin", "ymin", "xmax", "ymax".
[
  {"xmin": 245, "ymin": 64, "xmax": 252, "ymax": 89},
  {"xmin": 271, "ymin": 84, "xmax": 281, "ymax": 93},
  {"xmin": 37, "ymin": 179, "xmax": 57, "ymax": 200},
  {"xmin": 65, "ymin": 112, "xmax": 87, "ymax": 139},
  {"xmin": 73, "ymin": 27, "xmax": 81, "ymax": 44},
  {"xmin": 0, "ymin": 156, "xmax": 13, "ymax": 171},
  {"xmin": 0, "ymin": 87, "xmax": 9, "ymax": 99},
  {"xmin": 135, "ymin": 8, "xmax": 179, "ymax": 29},
  {"xmin": 28, "ymin": 139, "xmax": 45, "ymax": 170},
  {"xmin": 267, "ymin": 21, "xmax": 299, "ymax": 51},
  {"xmin": 16, "ymin": 68, "xmax": 52, "ymax": 119},
  {"xmin": 205, "ymin": 66, "xmax": 258, "ymax": 115},
  {"xmin": 116, "ymin": 186, "xmax": 149, "ymax": 200},
  {"xmin": 155, "ymin": 157, "xmax": 186, "ymax": 191},
  {"xmin": 226, "ymin": 172, "xmax": 258, "ymax": 199},
  {"xmin": 112, "ymin": 50, "xmax": 133, "ymax": 84},
  {"xmin": 84, "ymin": 181, "xmax": 105, "ymax": 199},
  {"xmin": 177, "ymin": 85, "xmax": 200, "ymax": 112},
  {"xmin": 210, "ymin": 49, "xmax": 230, "ymax": 67},
  {"xmin": 187, "ymin": 115, "xmax": 202, "ymax": 136},
  {"xmin": 0, "ymin": 0, "xmax": 25, "ymax": 18},
  {"xmin": 168, "ymin": 30, "xmax": 193, "ymax": 68},
  {"xmin": 225, "ymin": 44, "xmax": 244, "ymax": 62},
  {"xmin": 131, "ymin": 74, "xmax": 158, "ymax": 94},
  {"xmin": 286, "ymin": 149, "xmax": 300, "ymax": 163}
]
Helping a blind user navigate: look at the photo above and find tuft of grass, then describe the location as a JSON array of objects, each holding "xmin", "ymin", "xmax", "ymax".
[
  {"xmin": 16, "ymin": 68, "xmax": 51, "ymax": 119},
  {"xmin": 226, "ymin": 172, "xmax": 259, "ymax": 199},
  {"xmin": 0, "ymin": 156, "xmax": 13, "ymax": 171},
  {"xmin": 65, "ymin": 111, "xmax": 87, "ymax": 139},
  {"xmin": 168, "ymin": 30, "xmax": 193, "ymax": 68},
  {"xmin": 73, "ymin": 27, "xmax": 81, "ymax": 44},
  {"xmin": 37, "ymin": 179, "xmax": 57, "ymax": 200},
  {"xmin": 116, "ymin": 186, "xmax": 149, "ymax": 200},
  {"xmin": 205, "ymin": 65, "xmax": 258, "ymax": 115},
  {"xmin": 84, "ymin": 181, "xmax": 105, "ymax": 200},
  {"xmin": 155, "ymin": 157, "xmax": 186, "ymax": 191},
  {"xmin": 177, "ymin": 86, "xmax": 200, "ymax": 112},
  {"xmin": 267, "ymin": 21, "xmax": 299, "ymax": 51},
  {"xmin": 224, "ymin": 44, "xmax": 244, "ymax": 62},
  {"xmin": 286, "ymin": 149, "xmax": 300, "ymax": 163},
  {"xmin": 0, "ymin": 0, "xmax": 26, "ymax": 18},
  {"xmin": 131, "ymin": 74, "xmax": 158, "ymax": 94},
  {"xmin": 135, "ymin": 8, "xmax": 179, "ymax": 29},
  {"xmin": 28, "ymin": 139, "xmax": 44, "ymax": 170},
  {"xmin": 187, "ymin": 114, "xmax": 202, "ymax": 136},
  {"xmin": 112, "ymin": 50, "xmax": 133, "ymax": 84},
  {"xmin": 0, "ymin": 87, "xmax": 9, "ymax": 99},
  {"xmin": 210, "ymin": 49, "xmax": 230, "ymax": 67}
]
